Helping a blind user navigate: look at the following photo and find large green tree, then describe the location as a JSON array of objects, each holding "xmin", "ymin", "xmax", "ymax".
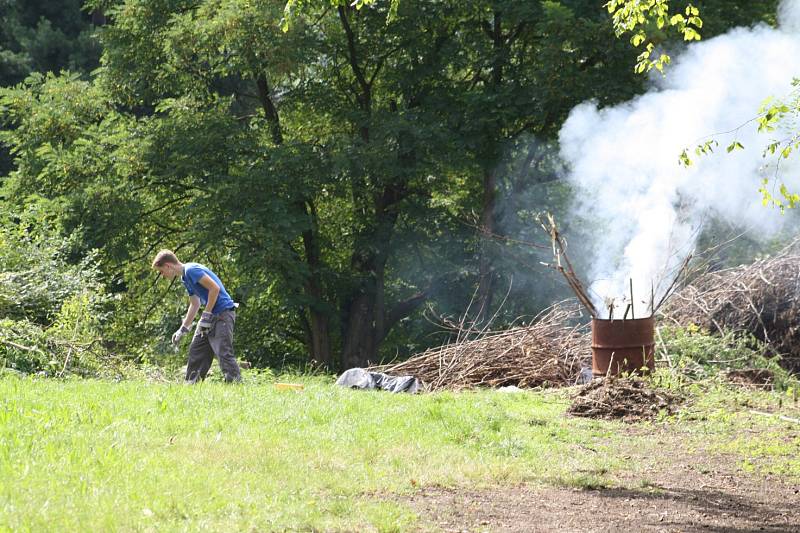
[
  {"xmin": 87, "ymin": 0, "xmax": 638, "ymax": 368},
  {"xmin": 1, "ymin": 0, "xmax": 782, "ymax": 371},
  {"xmin": 0, "ymin": 0, "xmax": 104, "ymax": 179},
  {"xmin": 0, "ymin": 0, "xmax": 103, "ymax": 86}
]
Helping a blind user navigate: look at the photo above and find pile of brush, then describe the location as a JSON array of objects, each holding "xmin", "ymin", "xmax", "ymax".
[
  {"xmin": 372, "ymin": 301, "xmax": 590, "ymax": 391},
  {"xmin": 662, "ymin": 242, "xmax": 800, "ymax": 371},
  {"xmin": 567, "ymin": 376, "xmax": 682, "ymax": 422}
]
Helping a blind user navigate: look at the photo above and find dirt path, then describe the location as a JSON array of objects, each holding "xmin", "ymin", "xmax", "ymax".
[{"xmin": 402, "ymin": 428, "xmax": 800, "ymax": 532}]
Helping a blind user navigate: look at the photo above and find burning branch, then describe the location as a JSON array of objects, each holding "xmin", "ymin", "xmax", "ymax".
[
  {"xmin": 539, "ymin": 213, "xmax": 598, "ymax": 317},
  {"xmin": 538, "ymin": 213, "xmax": 693, "ymax": 320},
  {"xmin": 652, "ymin": 251, "xmax": 693, "ymax": 314}
]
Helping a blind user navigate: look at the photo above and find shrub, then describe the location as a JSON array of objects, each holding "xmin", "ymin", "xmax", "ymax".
[
  {"xmin": 0, "ymin": 204, "xmax": 112, "ymax": 376},
  {"xmin": 657, "ymin": 324, "xmax": 792, "ymax": 389}
]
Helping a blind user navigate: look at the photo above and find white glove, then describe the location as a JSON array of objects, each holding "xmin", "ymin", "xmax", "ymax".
[
  {"xmin": 171, "ymin": 325, "xmax": 190, "ymax": 347},
  {"xmin": 196, "ymin": 311, "xmax": 214, "ymax": 337}
]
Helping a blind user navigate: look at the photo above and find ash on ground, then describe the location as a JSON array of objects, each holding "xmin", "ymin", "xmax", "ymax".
[{"xmin": 567, "ymin": 376, "xmax": 683, "ymax": 422}]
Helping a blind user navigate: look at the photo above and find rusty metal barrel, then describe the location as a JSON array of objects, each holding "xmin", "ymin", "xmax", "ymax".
[{"xmin": 591, "ymin": 317, "xmax": 656, "ymax": 377}]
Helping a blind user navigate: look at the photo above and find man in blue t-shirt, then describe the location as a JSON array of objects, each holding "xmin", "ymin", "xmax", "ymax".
[{"xmin": 152, "ymin": 249, "xmax": 241, "ymax": 383}]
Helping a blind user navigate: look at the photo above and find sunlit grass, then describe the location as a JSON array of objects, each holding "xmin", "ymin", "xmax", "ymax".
[{"xmin": 1, "ymin": 372, "xmax": 799, "ymax": 531}]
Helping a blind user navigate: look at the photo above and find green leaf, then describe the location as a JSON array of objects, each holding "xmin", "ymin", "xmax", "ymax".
[
  {"xmin": 670, "ymin": 14, "xmax": 685, "ymax": 25},
  {"xmin": 726, "ymin": 141, "xmax": 744, "ymax": 153},
  {"xmin": 679, "ymin": 148, "xmax": 693, "ymax": 167},
  {"xmin": 684, "ymin": 28, "xmax": 701, "ymax": 41}
]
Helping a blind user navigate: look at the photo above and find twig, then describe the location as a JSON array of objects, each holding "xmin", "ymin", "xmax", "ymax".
[
  {"xmin": 540, "ymin": 214, "xmax": 598, "ymax": 317},
  {"xmin": 749, "ymin": 410, "xmax": 800, "ymax": 424},
  {"xmin": 0, "ymin": 338, "xmax": 45, "ymax": 354},
  {"xmin": 653, "ymin": 252, "xmax": 693, "ymax": 314},
  {"xmin": 655, "ymin": 326, "xmax": 672, "ymax": 368},
  {"xmin": 629, "ymin": 278, "xmax": 635, "ymax": 320},
  {"xmin": 650, "ymin": 281, "xmax": 655, "ymax": 315}
]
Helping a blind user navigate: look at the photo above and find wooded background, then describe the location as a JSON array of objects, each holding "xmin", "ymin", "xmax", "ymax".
[{"xmin": 0, "ymin": 0, "xmax": 785, "ymax": 373}]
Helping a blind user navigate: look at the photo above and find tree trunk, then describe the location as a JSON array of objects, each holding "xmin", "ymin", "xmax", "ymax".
[
  {"xmin": 91, "ymin": 9, "xmax": 106, "ymax": 26},
  {"xmin": 307, "ymin": 308, "xmax": 332, "ymax": 368},
  {"xmin": 476, "ymin": 167, "xmax": 497, "ymax": 323},
  {"xmin": 340, "ymin": 183, "xmax": 405, "ymax": 368},
  {"xmin": 341, "ymin": 283, "xmax": 381, "ymax": 370},
  {"xmin": 254, "ymin": 75, "xmax": 331, "ymax": 366},
  {"xmin": 340, "ymin": 202, "xmax": 390, "ymax": 368},
  {"xmin": 475, "ymin": 11, "xmax": 505, "ymax": 324},
  {"xmin": 340, "ymin": 266, "xmax": 439, "ymax": 369},
  {"xmin": 301, "ymin": 201, "xmax": 333, "ymax": 368},
  {"xmin": 255, "ymin": 74, "xmax": 283, "ymax": 145},
  {"xmin": 336, "ymin": 5, "xmax": 431, "ymax": 368}
]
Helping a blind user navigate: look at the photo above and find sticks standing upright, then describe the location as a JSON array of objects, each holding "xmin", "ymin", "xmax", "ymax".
[
  {"xmin": 629, "ymin": 278, "xmax": 635, "ymax": 320},
  {"xmin": 540, "ymin": 213, "xmax": 693, "ymax": 320},
  {"xmin": 540, "ymin": 213, "xmax": 598, "ymax": 318}
]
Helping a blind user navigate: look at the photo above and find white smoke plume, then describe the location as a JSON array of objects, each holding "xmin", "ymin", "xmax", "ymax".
[{"xmin": 558, "ymin": 0, "xmax": 800, "ymax": 315}]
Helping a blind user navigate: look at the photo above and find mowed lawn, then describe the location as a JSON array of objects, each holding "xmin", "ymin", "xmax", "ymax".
[{"xmin": 1, "ymin": 373, "xmax": 799, "ymax": 532}]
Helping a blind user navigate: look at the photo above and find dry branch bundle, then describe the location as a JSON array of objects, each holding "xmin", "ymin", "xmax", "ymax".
[
  {"xmin": 662, "ymin": 241, "xmax": 800, "ymax": 371},
  {"xmin": 372, "ymin": 301, "xmax": 591, "ymax": 391}
]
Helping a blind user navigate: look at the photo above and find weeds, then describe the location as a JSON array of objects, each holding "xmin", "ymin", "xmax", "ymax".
[{"xmin": 655, "ymin": 325, "xmax": 797, "ymax": 390}]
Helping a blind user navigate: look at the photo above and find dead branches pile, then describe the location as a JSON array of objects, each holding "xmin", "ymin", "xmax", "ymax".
[
  {"xmin": 662, "ymin": 243, "xmax": 800, "ymax": 371},
  {"xmin": 373, "ymin": 302, "xmax": 590, "ymax": 391},
  {"xmin": 567, "ymin": 376, "xmax": 682, "ymax": 422}
]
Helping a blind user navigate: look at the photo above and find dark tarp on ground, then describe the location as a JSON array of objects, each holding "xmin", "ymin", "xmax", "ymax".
[{"xmin": 335, "ymin": 368, "xmax": 420, "ymax": 393}]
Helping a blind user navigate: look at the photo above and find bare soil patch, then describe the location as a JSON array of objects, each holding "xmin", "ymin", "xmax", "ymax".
[{"xmin": 400, "ymin": 427, "xmax": 800, "ymax": 532}]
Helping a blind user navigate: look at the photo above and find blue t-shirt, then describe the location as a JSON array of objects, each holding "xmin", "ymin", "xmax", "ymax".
[{"xmin": 181, "ymin": 263, "xmax": 235, "ymax": 314}]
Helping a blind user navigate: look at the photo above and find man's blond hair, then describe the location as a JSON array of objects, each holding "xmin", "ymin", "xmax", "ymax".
[{"xmin": 152, "ymin": 249, "xmax": 180, "ymax": 268}]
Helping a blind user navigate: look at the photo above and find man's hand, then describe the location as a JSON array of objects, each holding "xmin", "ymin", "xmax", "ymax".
[
  {"xmin": 171, "ymin": 325, "xmax": 190, "ymax": 347},
  {"xmin": 197, "ymin": 311, "xmax": 214, "ymax": 337}
]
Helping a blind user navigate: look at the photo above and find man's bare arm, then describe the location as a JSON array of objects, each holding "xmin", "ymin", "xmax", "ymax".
[{"xmin": 183, "ymin": 295, "xmax": 201, "ymax": 328}]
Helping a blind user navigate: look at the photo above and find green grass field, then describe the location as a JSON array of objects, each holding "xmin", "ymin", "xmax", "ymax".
[{"xmin": 1, "ymin": 372, "xmax": 799, "ymax": 532}]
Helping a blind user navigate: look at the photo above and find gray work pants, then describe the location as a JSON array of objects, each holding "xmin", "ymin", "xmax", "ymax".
[{"xmin": 186, "ymin": 309, "xmax": 241, "ymax": 383}]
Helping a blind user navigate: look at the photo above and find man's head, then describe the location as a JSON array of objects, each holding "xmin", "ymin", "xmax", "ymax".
[{"xmin": 152, "ymin": 249, "xmax": 183, "ymax": 280}]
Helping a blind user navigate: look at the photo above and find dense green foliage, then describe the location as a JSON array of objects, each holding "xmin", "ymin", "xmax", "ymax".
[
  {"xmin": 0, "ymin": 0, "xmax": 103, "ymax": 175},
  {"xmin": 658, "ymin": 325, "xmax": 792, "ymax": 389},
  {"xmin": 0, "ymin": 0, "xmax": 101, "ymax": 85},
  {"xmin": 0, "ymin": 0, "xmax": 784, "ymax": 373},
  {"xmin": 0, "ymin": 202, "xmax": 112, "ymax": 375}
]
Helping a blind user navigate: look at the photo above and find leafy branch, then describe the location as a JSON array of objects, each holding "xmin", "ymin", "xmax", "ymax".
[
  {"xmin": 605, "ymin": 0, "xmax": 702, "ymax": 74},
  {"xmin": 678, "ymin": 79, "xmax": 800, "ymax": 212},
  {"xmin": 283, "ymin": 0, "xmax": 400, "ymax": 32}
]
